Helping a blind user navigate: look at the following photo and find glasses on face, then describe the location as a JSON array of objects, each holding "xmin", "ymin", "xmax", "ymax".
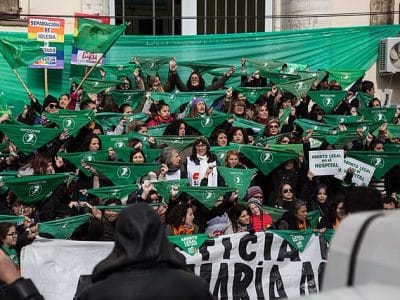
[
  {"xmin": 48, "ymin": 104, "xmax": 58, "ymax": 109},
  {"xmin": 269, "ymin": 125, "xmax": 279, "ymax": 129},
  {"xmin": 6, "ymin": 232, "xmax": 17, "ymax": 237},
  {"xmin": 283, "ymin": 188, "xmax": 293, "ymax": 194}
]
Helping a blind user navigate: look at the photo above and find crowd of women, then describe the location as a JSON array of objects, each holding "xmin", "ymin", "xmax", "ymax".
[{"xmin": 0, "ymin": 57, "xmax": 399, "ymax": 274}]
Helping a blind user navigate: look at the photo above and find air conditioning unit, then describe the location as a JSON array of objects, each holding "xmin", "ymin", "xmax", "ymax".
[{"xmin": 379, "ymin": 37, "xmax": 400, "ymax": 74}]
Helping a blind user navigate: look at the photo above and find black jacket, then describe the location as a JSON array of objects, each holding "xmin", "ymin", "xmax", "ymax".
[{"xmin": 77, "ymin": 203, "xmax": 213, "ymax": 300}]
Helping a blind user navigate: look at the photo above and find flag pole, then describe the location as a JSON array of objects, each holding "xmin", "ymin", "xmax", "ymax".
[
  {"xmin": 12, "ymin": 69, "xmax": 31, "ymax": 95},
  {"xmin": 44, "ymin": 68, "xmax": 48, "ymax": 97},
  {"xmin": 76, "ymin": 53, "xmax": 104, "ymax": 92}
]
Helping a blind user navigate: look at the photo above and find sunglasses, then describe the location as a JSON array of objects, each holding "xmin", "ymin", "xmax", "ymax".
[
  {"xmin": 283, "ymin": 188, "xmax": 293, "ymax": 193},
  {"xmin": 269, "ymin": 125, "xmax": 279, "ymax": 129},
  {"xmin": 48, "ymin": 103, "xmax": 58, "ymax": 109}
]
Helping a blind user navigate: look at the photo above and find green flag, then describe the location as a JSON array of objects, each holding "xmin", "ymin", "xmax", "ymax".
[
  {"xmin": 0, "ymin": 215, "xmax": 25, "ymax": 224},
  {"xmin": 384, "ymin": 143, "xmax": 400, "ymax": 152},
  {"xmin": 239, "ymin": 146, "xmax": 298, "ymax": 176},
  {"xmin": 153, "ymin": 135, "xmax": 199, "ymax": 152},
  {"xmin": 38, "ymin": 214, "xmax": 91, "ymax": 239},
  {"xmin": 72, "ymin": 18, "xmax": 127, "ymax": 54},
  {"xmin": 277, "ymin": 63, "xmax": 309, "ymax": 73},
  {"xmin": 60, "ymin": 150, "xmax": 110, "ymax": 176},
  {"xmin": 210, "ymin": 144, "xmax": 242, "ymax": 165},
  {"xmin": 234, "ymin": 87, "xmax": 271, "ymax": 104},
  {"xmin": 72, "ymin": 77, "xmax": 123, "ymax": 94},
  {"xmin": 0, "ymin": 124, "xmax": 63, "ymax": 155},
  {"xmin": 94, "ymin": 112, "xmax": 125, "ymax": 132},
  {"xmin": 152, "ymin": 179, "xmax": 189, "ymax": 201},
  {"xmin": 325, "ymin": 69, "xmax": 365, "ymax": 89},
  {"xmin": 347, "ymin": 151, "xmax": 400, "ymax": 179},
  {"xmin": 179, "ymin": 61, "xmax": 230, "ymax": 75},
  {"xmin": 88, "ymin": 161, "xmax": 159, "ymax": 185},
  {"xmin": 307, "ymin": 91, "xmax": 348, "ymax": 114},
  {"xmin": 4, "ymin": 173, "xmax": 74, "ymax": 204},
  {"xmin": 246, "ymin": 58, "xmax": 284, "ymax": 72},
  {"xmin": 271, "ymin": 229, "xmax": 313, "ymax": 252},
  {"xmin": 356, "ymin": 91, "xmax": 373, "ymax": 107},
  {"xmin": 358, "ymin": 107, "xmax": 397, "ymax": 123},
  {"xmin": 278, "ymin": 77, "xmax": 316, "ymax": 98},
  {"xmin": 180, "ymin": 186, "xmax": 235, "ymax": 209},
  {"xmin": 0, "ymin": 90, "xmax": 12, "ymax": 116},
  {"xmin": 0, "ymin": 37, "xmax": 43, "ymax": 69},
  {"xmin": 86, "ymin": 184, "xmax": 138, "ymax": 200},
  {"xmin": 132, "ymin": 56, "xmax": 170, "ymax": 77},
  {"xmin": 109, "ymin": 90, "xmax": 145, "ymax": 108},
  {"xmin": 168, "ymin": 234, "xmax": 209, "ymax": 255},
  {"xmin": 217, "ymin": 167, "xmax": 257, "ymax": 200},
  {"xmin": 99, "ymin": 132, "xmax": 149, "ymax": 150},
  {"xmin": 254, "ymin": 132, "xmax": 292, "ymax": 146},
  {"xmin": 45, "ymin": 110, "xmax": 94, "ymax": 137},
  {"xmin": 182, "ymin": 115, "xmax": 228, "ymax": 137}
]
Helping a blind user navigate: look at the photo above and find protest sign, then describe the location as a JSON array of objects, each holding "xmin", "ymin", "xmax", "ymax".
[
  {"xmin": 309, "ymin": 150, "xmax": 344, "ymax": 176},
  {"xmin": 22, "ymin": 232, "xmax": 328, "ymax": 300},
  {"xmin": 334, "ymin": 157, "xmax": 375, "ymax": 186}
]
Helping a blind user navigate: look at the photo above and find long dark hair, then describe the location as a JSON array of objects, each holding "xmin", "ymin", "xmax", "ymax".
[
  {"xmin": 227, "ymin": 204, "xmax": 248, "ymax": 233},
  {"xmin": 0, "ymin": 222, "xmax": 14, "ymax": 243}
]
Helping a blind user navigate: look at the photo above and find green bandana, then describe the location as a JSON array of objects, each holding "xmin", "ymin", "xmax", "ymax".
[
  {"xmin": 152, "ymin": 179, "xmax": 189, "ymax": 201},
  {"xmin": 146, "ymin": 124, "xmax": 168, "ymax": 136},
  {"xmin": 72, "ymin": 18, "xmax": 127, "ymax": 54},
  {"xmin": 0, "ymin": 90, "xmax": 12, "ymax": 116},
  {"xmin": 72, "ymin": 77, "xmax": 124, "ymax": 94},
  {"xmin": 278, "ymin": 77, "xmax": 316, "ymax": 98},
  {"xmin": 210, "ymin": 144, "xmax": 242, "ymax": 165},
  {"xmin": 234, "ymin": 87, "xmax": 271, "ymax": 104},
  {"xmin": 180, "ymin": 186, "xmax": 235, "ymax": 209},
  {"xmin": 94, "ymin": 205, "xmax": 127, "ymax": 212},
  {"xmin": 384, "ymin": 144, "xmax": 400, "ymax": 152},
  {"xmin": 132, "ymin": 56, "xmax": 170, "ymax": 77},
  {"xmin": 1, "ymin": 244, "xmax": 19, "ymax": 267},
  {"xmin": 356, "ymin": 91, "xmax": 373, "ymax": 107},
  {"xmin": 271, "ymin": 229, "xmax": 313, "ymax": 252},
  {"xmin": 232, "ymin": 117, "xmax": 265, "ymax": 134},
  {"xmin": 45, "ymin": 110, "xmax": 94, "ymax": 137},
  {"xmin": 113, "ymin": 147, "xmax": 162, "ymax": 163},
  {"xmin": 4, "ymin": 173, "xmax": 74, "ymax": 204},
  {"xmin": 60, "ymin": 151, "xmax": 110, "ymax": 176},
  {"xmin": 86, "ymin": 184, "xmax": 138, "ymax": 200},
  {"xmin": 267, "ymin": 143, "xmax": 303, "ymax": 154},
  {"xmin": 109, "ymin": 90, "xmax": 145, "ymax": 109},
  {"xmin": 385, "ymin": 125, "xmax": 400, "ymax": 139},
  {"xmin": 38, "ymin": 214, "xmax": 91, "ymax": 239},
  {"xmin": 239, "ymin": 146, "xmax": 298, "ymax": 176},
  {"xmin": 322, "ymin": 115, "xmax": 363, "ymax": 125},
  {"xmin": 98, "ymin": 64, "xmax": 136, "ymax": 77},
  {"xmin": 168, "ymin": 234, "xmax": 209, "ymax": 255},
  {"xmin": 153, "ymin": 135, "xmax": 199, "ymax": 152},
  {"xmin": 182, "ymin": 115, "xmax": 228, "ymax": 137},
  {"xmin": 279, "ymin": 63, "xmax": 309, "ymax": 73},
  {"xmin": 358, "ymin": 107, "xmax": 397, "ymax": 123},
  {"xmin": 93, "ymin": 112, "xmax": 124, "ymax": 132},
  {"xmin": 325, "ymin": 69, "xmax": 365, "ymax": 89},
  {"xmin": 307, "ymin": 91, "xmax": 348, "ymax": 114},
  {"xmin": 179, "ymin": 61, "xmax": 230, "ymax": 75},
  {"xmin": 279, "ymin": 107, "xmax": 291, "ymax": 129},
  {"xmin": 254, "ymin": 132, "xmax": 292, "ymax": 146},
  {"xmin": 0, "ymin": 215, "xmax": 25, "ymax": 224},
  {"xmin": 323, "ymin": 229, "xmax": 336, "ymax": 243},
  {"xmin": 0, "ymin": 37, "xmax": 43, "ymax": 69},
  {"xmin": 261, "ymin": 206, "xmax": 320, "ymax": 227},
  {"xmin": 87, "ymin": 161, "xmax": 159, "ymax": 185},
  {"xmin": 217, "ymin": 167, "xmax": 257, "ymax": 200},
  {"xmin": 99, "ymin": 132, "xmax": 149, "ymax": 150},
  {"xmin": 0, "ymin": 124, "xmax": 63, "ymax": 155},
  {"xmin": 294, "ymin": 119, "xmax": 336, "ymax": 135},
  {"xmin": 347, "ymin": 151, "xmax": 400, "ymax": 179}
]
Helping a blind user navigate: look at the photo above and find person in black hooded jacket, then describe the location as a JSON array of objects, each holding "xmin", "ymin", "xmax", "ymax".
[{"xmin": 77, "ymin": 202, "xmax": 213, "ymax": 300}]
